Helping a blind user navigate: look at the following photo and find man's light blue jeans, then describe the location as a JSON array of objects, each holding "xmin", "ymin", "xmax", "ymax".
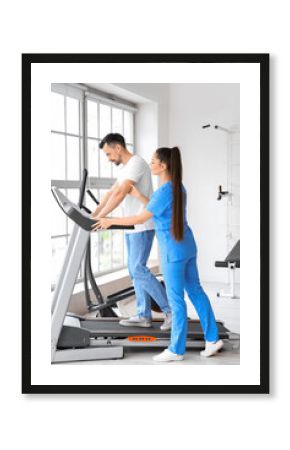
[{"xmin": 125, "ymin": 230, "xmax": 171, "ymax": 319}]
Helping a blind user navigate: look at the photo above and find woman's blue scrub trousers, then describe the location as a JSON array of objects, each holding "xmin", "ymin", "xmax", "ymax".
[{"xmin": 161, "ymin": 255, "xmax": 219, "ymax": 355}]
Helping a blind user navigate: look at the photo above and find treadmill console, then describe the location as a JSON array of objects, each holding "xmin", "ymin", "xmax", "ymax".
[{"xmin": 51, "ymin": 187, "xmax": 134, "ymax": 231}]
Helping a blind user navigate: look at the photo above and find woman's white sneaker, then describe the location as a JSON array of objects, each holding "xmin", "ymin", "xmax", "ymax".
[
  {"xmin": 153, "ymin": 349, "xmax": 184, "ymax": 362},
  {"xmin": 200, "ymin": 339, "xmax": 224, "ymax": 357}
]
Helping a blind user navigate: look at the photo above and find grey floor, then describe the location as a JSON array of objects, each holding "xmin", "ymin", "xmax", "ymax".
[{"xmin": 67, "ymin": 342, "xmax": 239, "ymax": 365}]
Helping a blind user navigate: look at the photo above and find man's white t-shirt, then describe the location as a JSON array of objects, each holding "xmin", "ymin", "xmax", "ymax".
[{"xmin": 116, "ymin": 155, "xmax": 154, "ymax": 234}]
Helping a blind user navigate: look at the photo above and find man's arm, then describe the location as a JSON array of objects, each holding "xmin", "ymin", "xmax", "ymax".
[
  {"xmin": 95, "ymin": 179, "xmax": 135, "ymax": 218},
  {"xmin": 129, "ymin": 185, "xmax": 149, "ymax": 205},
  {"xmin": 91, "ymin": 186, "xmax": 116, "ymax": 218}
]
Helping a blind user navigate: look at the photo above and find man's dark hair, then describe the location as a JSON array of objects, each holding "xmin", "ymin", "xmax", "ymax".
[{"xmin": 99, "ymin": 133, "xmax": 126, "ymax": 149}]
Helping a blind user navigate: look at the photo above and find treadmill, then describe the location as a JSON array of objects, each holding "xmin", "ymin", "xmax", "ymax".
[{"xmin": 51, "ymin": 172, "xmax": 233, "ymax": 363}]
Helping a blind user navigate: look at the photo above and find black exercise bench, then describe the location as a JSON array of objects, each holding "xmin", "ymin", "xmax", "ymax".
[{"xmin": 215, "ymin": 240, "xmax": 240, "ymax": 298}]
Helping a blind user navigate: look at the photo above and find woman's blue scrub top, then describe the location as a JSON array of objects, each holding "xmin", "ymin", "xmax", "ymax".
[{"xmin": 146, "ymin": 181, "xmax": 197, "ymax": 262}]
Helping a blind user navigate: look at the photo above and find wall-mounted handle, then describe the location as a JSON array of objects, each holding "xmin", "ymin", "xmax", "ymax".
[{"xmin": 217, "ymin": 185, "xmax": 229, "ymax": 200}]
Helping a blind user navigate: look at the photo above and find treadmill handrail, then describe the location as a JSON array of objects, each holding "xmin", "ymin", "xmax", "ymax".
[{"xmin": 51, "ymin": 187, "xmax": 134, "ymax": 231}]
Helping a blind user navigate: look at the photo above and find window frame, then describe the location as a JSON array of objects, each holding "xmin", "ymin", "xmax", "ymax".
[{"xmin": 51, "ymin": 83, "xmax": 136, "ymax": 289}]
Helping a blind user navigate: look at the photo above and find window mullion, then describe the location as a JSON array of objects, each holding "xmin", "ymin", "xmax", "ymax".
[
  {"xmin": 50, "ymin": 130, "xmax": 80, "ymax": 138},
  {"xmin": 97, "ymin": 103, "xmax": 101, "ymax": 273},
  {"xmin": 80, "ymin": 93, "xmax": 86, "ymax": 279},
  {"xmin": 64, "ymin": 96, "xmax": 69, "ymax": 245}
]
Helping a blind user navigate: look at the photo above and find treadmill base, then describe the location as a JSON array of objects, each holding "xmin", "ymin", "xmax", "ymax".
[{"xmin": 53, "ymin": 345, "xmax": 124, "ymax": 363}]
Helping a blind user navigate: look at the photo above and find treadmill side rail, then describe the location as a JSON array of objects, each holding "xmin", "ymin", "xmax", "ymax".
[{"xmin": 51, "ymin": 225, "xmax": 89, "ymax": 361}]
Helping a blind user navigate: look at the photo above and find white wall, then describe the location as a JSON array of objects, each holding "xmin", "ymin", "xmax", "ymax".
[
  {"xmin": 168, "ymin": 83, "xmax": 240, "ymax": 282},
  {"xmin": 114, "ymin": 83, "xmax": 170, "ymax": 149},
  {"xmin": 135, "ymin": 103, "xmax": 158, "ymax": 161}
]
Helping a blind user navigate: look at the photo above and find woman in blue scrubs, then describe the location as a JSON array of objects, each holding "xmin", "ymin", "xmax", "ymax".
[{"xmin": 93, "ymin": 146, "xmax": 224, "ymax": 362}]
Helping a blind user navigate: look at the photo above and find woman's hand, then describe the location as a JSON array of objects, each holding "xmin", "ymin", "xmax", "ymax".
[
  {"xmin": 128, "ymin": 185, "xmax": 149, "ymax": 205},
  {"xmin": 91, "ymin": 217, "xmax": 112, "ymax": 231}
]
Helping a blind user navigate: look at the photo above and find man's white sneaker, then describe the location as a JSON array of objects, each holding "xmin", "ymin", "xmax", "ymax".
[
  {"xmin": 200, "ymin": 339, "xmax": 224, "ymax": 357},
  {"xmin": 153, "ymin": 349, "xmax": 184, "ymax": 362},
  {"xmin": 119, "ymin": 315, "xmax": 152, "ymax": 328},
  {"xmin": 160, "ymin": 313, "xmax": 172, "ymax": 331}
]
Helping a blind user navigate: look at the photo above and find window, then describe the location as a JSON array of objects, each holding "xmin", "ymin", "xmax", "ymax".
[
  {"xmin": 86, "ymin": 98, "xmax": 134, "ymax": 179},
  {"xmin": 51, "ymin": 84, "xmax": 135, "ymax": 289},
  {"xmin": 51, "ymin": 88, "xmax": 82, "ymax": 286}
]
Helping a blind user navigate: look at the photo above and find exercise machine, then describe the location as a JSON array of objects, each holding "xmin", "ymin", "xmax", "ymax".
[
  {"xmin": 51, "ymin": 183, "xmax": 136, "ymax": 362},
  {"xmin": 51, "ymin": 173, "xmax": 234, "ymax": 363},
  {"xmin": 215, "ymin": 240, "xmax": 240, "ymax": 299}
]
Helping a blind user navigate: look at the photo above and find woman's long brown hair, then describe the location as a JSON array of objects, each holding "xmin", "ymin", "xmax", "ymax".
[{"xmin": 155, "ymin": 146, "xmax": 184, "ymax": 241}]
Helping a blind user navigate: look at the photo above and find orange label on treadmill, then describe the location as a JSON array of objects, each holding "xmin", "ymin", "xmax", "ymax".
[{"xmin": 128, "ymin": 336, "xmax": 156, "ymax": 342}]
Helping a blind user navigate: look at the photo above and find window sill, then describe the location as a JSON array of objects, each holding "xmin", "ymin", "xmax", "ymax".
[{"xmin": 72, "ymin": 259, "xmax": 159, "ymax": 295}]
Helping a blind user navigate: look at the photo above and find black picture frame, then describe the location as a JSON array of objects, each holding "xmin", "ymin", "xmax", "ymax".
[{"xmin": 22, "ymin": 53, "xmax": 269, "ymax": 394}]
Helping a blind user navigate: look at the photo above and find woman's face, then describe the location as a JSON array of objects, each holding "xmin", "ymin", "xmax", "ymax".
[{"xmin": 150, "ymin": 152, "xmax": 167, "ymax": 176}]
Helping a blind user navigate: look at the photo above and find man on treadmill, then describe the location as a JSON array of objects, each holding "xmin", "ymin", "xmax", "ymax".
[{"xmin": 92, "ymin": 133, "xmax": 172, "ymax": 330}]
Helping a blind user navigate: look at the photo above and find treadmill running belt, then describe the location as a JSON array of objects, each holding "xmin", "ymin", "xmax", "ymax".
[{"xmin": 80, "ymin": 320, "xmax": 230, "ymax": 340}]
